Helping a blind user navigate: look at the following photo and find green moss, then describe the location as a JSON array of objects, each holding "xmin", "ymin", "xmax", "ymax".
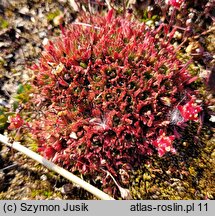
[
  {"xmin": 31, "ymin": 189, "xmax": 53, "ymax": 199},
  {"xmin": 0, "ymin": 16, "xmax": 9, "ymax": 29},
  {"xmin": 80, "ymin": 62, "xmax": 87, "ymax": 69},
  {"xmin": 129, "ymin": 123, "xmax": 215, "ymax": 200},
  {"xmin": 0, "ymin": 108, "xmax": 8, "ymax": 129},
  {"xmin": 46, "ymin": 10, "xmax": 61, "ymax": 22},
  {"xmin": 23, "ymin": 134, "xmax": 38, "ymax": 151},
  {"xmin": 0, "ymin": 106, "xmax": 13, "ymax": 129},
  {"xmin": 13, "ymin": 84, "xmax": 32, "ymax": 104}
]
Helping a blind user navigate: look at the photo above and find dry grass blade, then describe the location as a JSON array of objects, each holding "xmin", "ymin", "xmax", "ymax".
[{"xmin": 0, "ymin": 134, "xmax": 115, "ymax": 200}]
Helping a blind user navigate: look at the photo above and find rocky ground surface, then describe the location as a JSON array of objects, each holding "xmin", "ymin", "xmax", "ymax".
[
  {"xmin": 0, "ymin": 0, "xmax": 214, "ymax": 200},
  {"xmin": 0, "ymin": 0, "xmax": 96, "ymax": 200}
]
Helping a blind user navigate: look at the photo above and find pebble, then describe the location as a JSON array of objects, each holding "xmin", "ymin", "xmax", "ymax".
[
  {"xmin": 0, "ymin": 99, "xmax": 8, "ymax": 107},
  {"xmin": 209, "ymin": 115, "xmax": 215, "ymax": 122},
  {"xmin": 42, "ymin": 38, "xmax": 49, "ymax": 46},
  {"xmin": 40, "ymin": 174, "xmax": 47, "ymax": 181},
  {"xmin": 69, "ymin": 132, "xmax": 78, "ymax": 140},
  {"xmin": 53, "ymin": 14, "xmax": 63, "ymax": 26},
  {"xmin": 39, "ymin": 31, "xmax": 47, "ymax": 39},
  {"xmin": 0, "ymin": 42, "xmax": 11, "ymax": 48},
  {"xmin": 19, "ymin": 7, "xmax": 29, "ymax": 15},
  {"xmin": 61, "ymin": 184, "xmax": 73, "ymax": 194},
  {"xmin": 5, "ymin": 54, "xmax": 13, "ymax": 59},
  {"xmin": 31, "ymin": 17, "xmax": 36, "ymax": 23}
]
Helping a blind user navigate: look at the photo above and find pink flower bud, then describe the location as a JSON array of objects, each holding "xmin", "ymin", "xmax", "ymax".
[
  {"xmin": 178, "ymin": 98, "xmax": 202, "ymax": 122},
  {"xmin": 166, "ymin": 0, "xmax": 183, "ymax": 9},
  {"xmin": 8, "ymin": 114, "xmax": 24, "ymax": 130},
  {"xmin": 152, "ymin": 130, "xmax": 175, "ymax": 157}
]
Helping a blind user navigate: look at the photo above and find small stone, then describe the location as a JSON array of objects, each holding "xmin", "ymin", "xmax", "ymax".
[
  {"xmin": 53, "ymin": 14, "xmax": 63, "ymax": 26},
  {"xmin": 61, "ymin": 184, "xmax": 73, "ymax": 194},
  {"xmin": 31, "ymin": 17, "xmax": 36, "ymax": 23},
  {"xmin": 209, "ymin": 115, "xmax": 215, "ymax": 122},
  {"xmin": 39, "ymin": 31, "xmax": 47, "ymax": 39},
  {"xmin": 69, "ymin": 132, "xmax": 78, "ymax": 139},
  {"xmin": 166, "ymin": 170, "xmax": 171, "ymax": 175},
  {"xmin": 5, "ymin": 54, "xmax": 13, "ymax": 59},
  {"xmin": 40, "ymin": 174, "xmax": 47, "ymax": 181},
  {"xmin": 0, "ymin": 99, "xmax": 8, "ymax": 107},
  {"xmin": 182, "ymin": 142, "xmax": 188, "ymax": 147},
  {"xmin": 0, "ymin": 42, "xmax": 11, "ymax": 48},
  {"xmin": 19, "ymin": 7, "xmax": 29, "ymax": 14},
  {"xmin": 42, "ymin": 38, "xmax": 49, "ymax": 46}
]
